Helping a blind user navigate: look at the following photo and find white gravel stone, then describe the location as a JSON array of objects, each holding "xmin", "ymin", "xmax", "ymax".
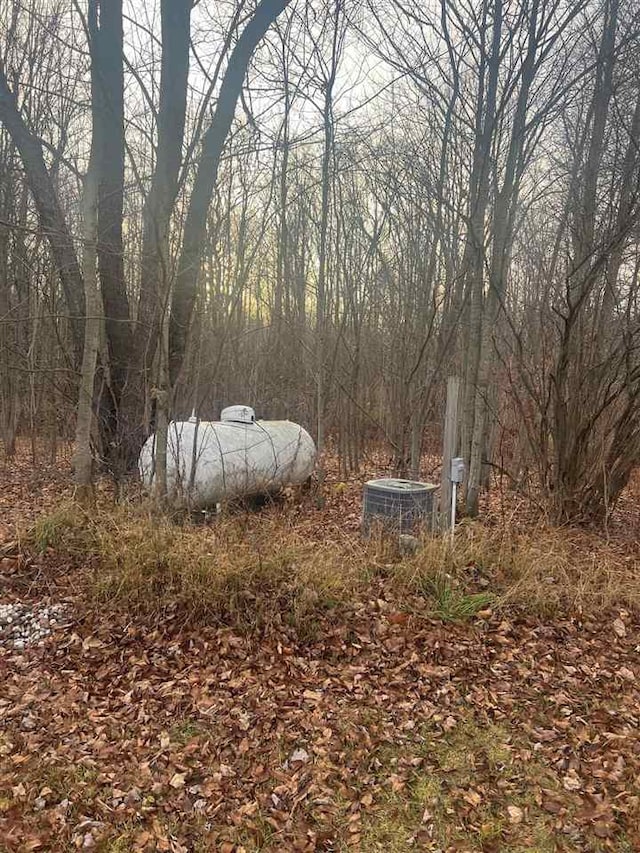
[{"xmin": 0, "ymin": 602, "xmax": 69, "ymax": 649}]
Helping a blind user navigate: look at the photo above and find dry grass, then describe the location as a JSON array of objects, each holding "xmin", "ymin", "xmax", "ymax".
[
  {"xmin": 29, "ymin": 502, "xmax": 370, "ymax": 633},
  {"xmin": 397, "ymin": 519, "xmax": 640, "ymax": 615},
  {"xmin": 24, "ymin": 500, "xmax": 640, "ymax": 634}
]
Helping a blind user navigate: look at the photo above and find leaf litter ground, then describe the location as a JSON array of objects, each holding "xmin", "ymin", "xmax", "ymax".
[{"xmin": 0, "ymin": 447, "xmax": 639, "ymax": 852}]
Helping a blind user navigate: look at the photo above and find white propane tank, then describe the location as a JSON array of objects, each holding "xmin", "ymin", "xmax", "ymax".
[{"xmin": 139, "ymin": 406, "xmax": 316, "ymax": 509}]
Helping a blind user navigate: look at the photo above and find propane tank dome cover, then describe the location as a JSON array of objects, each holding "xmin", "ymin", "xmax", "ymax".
[{"xmin": 220, "ymin": 405, "xmax": 255, "ymax": 424}]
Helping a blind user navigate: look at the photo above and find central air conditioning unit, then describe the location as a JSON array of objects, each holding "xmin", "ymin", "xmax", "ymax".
[{"xmin": 362, "ymin": 478, "xmax": 437, "ymax": 534}]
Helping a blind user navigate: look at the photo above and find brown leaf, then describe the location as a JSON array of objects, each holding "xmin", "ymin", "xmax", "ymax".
[
  {"xmin": 617, "ymin": 666, "xmax": 635, "ymax": 681},
  {"xmin": 387, "ymin": 612, "xmax": 409, "ymax": 626},
  {"xmin": 302, "ymin": 690, "xmax": 322, "ymax": 702},
  {"xmin": 534, "ymin": 728, "xmax": 557, "ymax": 743},
  {"xmin": 388, "ymin": 774, "xmax": 406, "ymax": 792},
  {"xmin": 542, "ymin": 796, "xmax": 564, "ymax": 815},
  {"xmin": 612, "ymin": 618, "xmax": 627, "ymax": 638},
  {"xmin": 169, "ymin": 772, "xmax": 187, "ymax": 789},
  {"xmin": 507, "ymin": 805, "xmax": 524, "ymax": 824},
  {"xmin": 563, "ymin": 770, "xmax": 582, "ymax": 791},
  {"xmin": 463, "ymin": 789, "xmax": 482, "ymax": 807},
  {"xmin": 593, "ymin": 822, "xmax": 613, "ymax": 838}
]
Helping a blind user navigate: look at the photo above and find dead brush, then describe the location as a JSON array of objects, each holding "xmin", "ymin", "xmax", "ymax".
[
  {"xmin": 24, "ymin": 500, "xmax": 640, "ymax": 631},
  {"xmin": 395, "ymin": 520, "xmax": 640, "ymax": 615},
  {"xmin": 492, "ymin": 524, "xmax": 640, "ymax": 614},
  {"xmin": 82, "ymin": 505, "xmax": 369, "ymax": 633}
]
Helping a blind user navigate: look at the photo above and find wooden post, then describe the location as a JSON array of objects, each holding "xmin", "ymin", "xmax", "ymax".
[{"xmin": 440, "ymin": 376, "xmax": 460, "ymax": 530}]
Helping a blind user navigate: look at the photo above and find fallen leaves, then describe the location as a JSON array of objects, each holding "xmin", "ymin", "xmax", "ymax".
[
  {"xmin": 1, "ymin": 606, "xmax": 639, "ymax": 852},
  {"xmin": 1, "ymin": 453, "xmax": 640, "ymax": 851}
]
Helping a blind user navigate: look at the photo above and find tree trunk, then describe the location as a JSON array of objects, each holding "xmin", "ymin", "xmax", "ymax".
[
  {"xmin": 136, "ymin": 0, "xmax": 192, "ymax": 377},
  {"xmin": 88, "ymin": 0, "xmax": 132, "ymax": 476},
  {"xmin": 466, "ymin": 0, "xmax": 539, "ymax": 515},
  {"xmin": 460, "ymin": 0, "xmax": 502, "ymax": 510},
  {"xmin": 152, "ymin": 334, "xmax": 170, "ymax": 503},
  {"xmin": 169, "ymin": 0, "xmax": 290, "ymax": 384},
  {"xmin": 0, "ymin": 65, "xmax": 84, "ymax": 363},
  {"xmin": 123, "ymin": 0, "xmax": 193, "ymax": 491},
  {"xmin": 72, "ymin": 154, "xmax": 100, "ymax": 501}
]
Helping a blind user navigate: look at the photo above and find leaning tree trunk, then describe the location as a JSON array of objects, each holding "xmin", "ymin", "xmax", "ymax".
[
  {"xmin": 169, "ymin": 0, "xmax": 290, "ymax": 384},
  {"xmin": 0, "ymin": 65, "xmax": 85, "ymax": 363}
]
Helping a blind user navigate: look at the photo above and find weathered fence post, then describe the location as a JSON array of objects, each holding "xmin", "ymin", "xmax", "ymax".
[{"xmin": 440, "ymin": 376, "xmax": 460, "ymax": 530}]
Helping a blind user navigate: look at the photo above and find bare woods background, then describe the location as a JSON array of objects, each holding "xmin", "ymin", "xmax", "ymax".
[{"xmin": 1, "ymin": 0, "xmax": 639, "ymax": 523}]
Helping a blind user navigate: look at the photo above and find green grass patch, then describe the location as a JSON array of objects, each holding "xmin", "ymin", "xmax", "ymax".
[
  {"xmin": 421, "ymin": 571, "xmax": 494, "ymax": 621},
  {"xmin": 30, "ymin": 503, "xmax": 97, "ymax": 554},
  {"xmin": 358, "ymin": 717, "xmax": 566, "ymax": 853}
]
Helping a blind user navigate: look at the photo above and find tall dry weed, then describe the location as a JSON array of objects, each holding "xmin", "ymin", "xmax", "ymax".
[{"xmin": 25, "ymin": 502, "xmax": 640, "ymax": 631}]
